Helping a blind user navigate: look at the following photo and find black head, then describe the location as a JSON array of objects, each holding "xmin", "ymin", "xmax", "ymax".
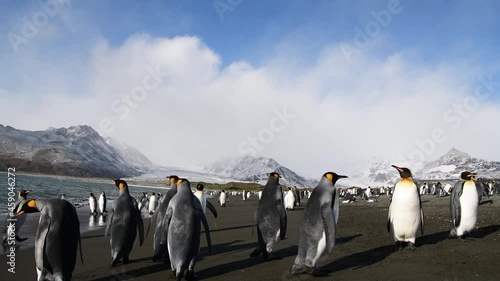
[
  {"xmin": 152, "ymin": 192, "xmax": 155, "ymax": 196},
  {"xmin": 323, "ymin": 172, "xmax": 348, "ymax": 185},
  {"xmin": 101, "ymin": 191, "xmax": 105, "ymax": 195},
  {"xmin": 90, "ymin": 193, "xmax": 94, "ymax": 197},
  {"xmin": 391, "ymin": 165, "xmax": 412, "ymax": 178},
  {"xmin": 19, "ymin": 190, "xmax": 31, "ymax": 198},
  {"xmin": 268, "ymin": 172, "xmax": 280, "ymax": 180},
  {"xmin": 167, "ymin": 175, "xmax": 179, "ymax": 186},
  {"xmin": 460, "ymin": 171, "xmax": 476, "ymax": 180},
  {"xmin": 112, "ymin": 179, "xmax": 128, "ymax": 190},
  {"xmin": 196, "ymin": 183, "xmax": 204, "ymax": 191},
  {"xmin": 15, "ymin": 199, "xmax": 39, "ymax": 216}
]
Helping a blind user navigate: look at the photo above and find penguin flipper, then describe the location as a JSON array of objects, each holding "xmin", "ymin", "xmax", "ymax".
[
  {"xmin": 136, "ymin": 208, "xmax": 144, "ymax": 246},
  {"xmin": 475, "ymin": 180, "xmax": 484, "ymax": 202},
  {"xmin": 37, "ymin": 215, "xmax": 51, "ymax": 274},
  {"xmin": 277, "ymin": 193, "xmax": 287, "ymax": 240},
  {"xmin": 451, "ymin": 181, "xmax": 464, "ymax": 228},
  {"xmin": 146, "ymin": 211, "xmax": 156, "ymax": 238},
  {"xmin": 206, "ymin": 201, "xmax": 218, "ymax": 218},
  {"xmin": 321, "ymin": 203, "xmax": 336, "ymax": 254},
  {"xmin": 105, "ymin": 211, "xmax": 114, "ymax": 237},
  {"xmin": 251, "ymin": 210, "xmax": 257, "ymax": 236},
  {"xmin": 200, "ymin": 212, "xmax": 212, "ymax": 255}
]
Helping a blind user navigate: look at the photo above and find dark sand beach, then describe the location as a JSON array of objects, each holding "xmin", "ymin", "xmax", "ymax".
[{"xmin": 1, "ymin": 195, "xmax": 499, "ymax": 281}]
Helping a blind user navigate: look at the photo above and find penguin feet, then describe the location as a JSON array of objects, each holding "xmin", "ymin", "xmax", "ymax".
[
  {"xmin": 290, "ymin": 264, "xmax": 307, "ymax": 275},
  {"xmin": 185, "ymin": 270, "xmax": 198, "ymax": 281},
  {"xmin": 407, "ymin": 242, "xmax": 418, "ymax": 251},
  {"xmin": 123, "ymin": 257, "xmax": 130, "ymax": 264},
  {"xmin": 393, "ymin": 241, "xmax": 404, "ymax": 251},
  {"xmin": 303, "ymin": 265, "xmax": 329, "ymax": 277}
]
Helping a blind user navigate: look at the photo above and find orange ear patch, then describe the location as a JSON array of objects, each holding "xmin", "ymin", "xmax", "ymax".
[
  {"xmin": 176, "ymin": 179, "xmax": 183, "ymax": 185},
  {"xmin": 119, "ymin": 183, "xmax": 125, "ymax": 189},
  {"xmin": 273, "ymin": 173, "xmax": 280, "ymax": 180},
  {"xmin": 28, "ymin": 200, "xmax": 37, "ymax": 208},
  {"xmin": 169, "ymin": 178, "xmax": 176, "ymax": 184},
  {"xmin": 326, "ymin": 173, "xmax": 333, "ymax": 182}
]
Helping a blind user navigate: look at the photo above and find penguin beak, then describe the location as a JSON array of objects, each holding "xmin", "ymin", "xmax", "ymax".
[
  {"xmin": 338, "ymin": 175, "xmax": 348, "ymax": 179},
  {"xmin": 391, "ymin": 165, "xmax": 403, "ymax": 172},
  {"xmin": 15, "ymin": 211, "xmax": 25, "ymax": 217}
]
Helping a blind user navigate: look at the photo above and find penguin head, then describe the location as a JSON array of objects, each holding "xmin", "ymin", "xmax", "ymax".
[
  {"xmin": 101, "ymin": 191, "xmax": 105, "ymax": 195},
  {"xmin": 391, "ymin": 165, "xmax": 412, "ymax": 179},
  {"xmin": 176, "ymin": 178, "xmax": 190, "ymax": 188},
  {"xmin": 167, "ymin": 175, "xmax": 179, "ymax": 186},
  {"xmin": 15, "ymin": 199, "xmax": 39, "ymax": 216},
  {"xmin": 460, "ymin": 171, "xmax": 476, "ymax": 181},
  {"xmin": 323, "ymin": 172, "xmax": 348, "ymax": 184},
  {"xmin": 196, "ymin": 183, "xmax": 204, "ymax": 191},
  {"xmin": 19, "ymin": 190, "xmax": 31, "ymax": 199},
  {"xmin": 267, "ymin": 172, "xmax": 280, "ymax": 180},
  {"xmin": 90, "ymin": 193, "xmax": 94, "ymax": 197},
  {"xmin": 112, "ymin": 179, "xmax": 128, "ymax": 190},
  {"xmin": 152, "ymin": 192, "xmax": 156, "ymax": 196}
]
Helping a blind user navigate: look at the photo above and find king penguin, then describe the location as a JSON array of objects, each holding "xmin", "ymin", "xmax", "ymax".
[
  {"xmin": 150, "ymin": 175, "xmax": 179, "ymax": 262},
  {"xmin": 138, "ymin": 192, "xmax": 148, "ymax": 212},
  {"xmin": 149, "ymin": 193, "xmax": 158, "ymax": 215},
  {"xmin": 250, "ymin": 172, "xmax": 287, "ymax": 258},
  {"xmin": 284, "ymin": 188, "xmax": 296, "ymax": 210},
  {"xmin": 15, "ymin": 198, "xmax": 83, "ymax": 281},
  {"xmin": 2, "ymin": 189, "xmax": 30, "ymax": 245},
  {"xmin": 165, "ymin": 179, "xmax": 212, "ymax": 280},
  {"xmin": 291, "ymin": 172, "xmax": 347, "ymax": 276},
  {"xmin": 218, "ymin": 190, "xmax": 228, "ymax": 207},
  {"xmin": 450, "ymin": 171, "xmax": 483, "ymax": 241},
  {"xmin": 89, "ymin": 193, "xmax": 98, "ymax": 216},
  {"xmin": 107, "ymin": 179, "xmax": 144, "ymax": 266},
  {"xmin": 194, "ymin": 183, "xmax": 218, "ymax": 218},
  {"xmin": 387, "ymin": 165, "xmax": 424, "ymax": 251},
  {"xmin": 98, "ymin": 191, "xmax": 108, "ymax": 215}
]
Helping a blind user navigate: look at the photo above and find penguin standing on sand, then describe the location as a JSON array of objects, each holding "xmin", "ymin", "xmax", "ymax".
[
  {"xmin": 15, "ymin": 198, "xmax": 83, "ymax": 280},
  {"xmin": 218, "ymin": 190, "xmax": 228, "ymax": 207},
  {"xmin": 291, "ymin": 172, "xmax": 347, "ymax": 276},
  {"xmin": 250, "ymin": 172, "xmax": 287, "ymax": 258},
  {"xmin": 89, "ymin": 193, "xmax": 98, "ymax": 216},
  {"xmin": 450, "ymin": 172, "xmax": 483, "ymax": 241},
  {"xmin": 149, "ymin": 193, "xmax": 158, "ymax": 215},
  {"xmin": 2, "ymin": 189, "xmax": 30, "ymax": 245},
  {"xmin": 165, "ymin": 179, "xmax": 212, "ymax": 280},
  {"xmin": 284, "ymin": 188, "xmax": 296, "ymax": 210},
  {"xmin": 387, "ymin": 165, "xmax": 424, "ymax": 251},
  {"xmin": 194, "ymin": 183, "xmax": 218, "ymax": 218},
  {"xmin": 150, "ymin": 175, "xmax": 179, "ymax": 262},
  {"xmin": 107, "ymin": 179, "xmax": 144, "ymax": 266},
  {"xmin": 138, "ymin": 192, "xmax": 148, "ymax": 211},
  {"xmin": 98, "ymin": 191, "xmax": 108, "ymax": 215}
]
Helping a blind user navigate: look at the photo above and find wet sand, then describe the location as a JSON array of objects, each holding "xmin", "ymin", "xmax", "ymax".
[{"xmin": 1, "ymin": 195, "xmax": 499, "ymax": 281}]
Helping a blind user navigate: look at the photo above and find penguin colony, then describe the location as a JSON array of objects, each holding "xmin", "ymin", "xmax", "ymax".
[{"xmin": 9, "ymin": 166, "xmax": 492, "ymax": 280}]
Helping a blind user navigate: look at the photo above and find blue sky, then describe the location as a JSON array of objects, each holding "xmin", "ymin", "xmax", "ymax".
[{"xmin": 1, "ymin": 0, "xmax": 499, "ymax": 176}]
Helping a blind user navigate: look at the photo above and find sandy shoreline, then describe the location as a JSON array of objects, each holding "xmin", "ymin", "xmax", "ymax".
[{"xmin": 1, "ymin": 195, "xmax": 499, "ymax": 281}]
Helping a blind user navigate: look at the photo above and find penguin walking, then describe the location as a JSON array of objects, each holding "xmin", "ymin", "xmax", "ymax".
[
  {"xmin": 194, "ymin": 183, "xmax": 218, "ymax": 218},
  {"xmin": 15, "ymin": 198, "xmax": 83, "ymax": 281},
  {"xmin": 107, "ymin": 179, "xmax": 144, "ymax": 266},
  {"xmin": 165, "ymin": 179, "xmax": 212, "ymax": 280},
  {"xmin": 250, "ymin": 172, "xmax": 287, "ymax": 258},
  {"xmin": 89, "ymin": 193, "xmax": 98, "ymax": 216},
  {"xmin": 291, "ymin": 172, "xmax": 347, "ymax": 276},
  {"xmin": 450, "ymin": 172, "xmax": 483, "ymax": 241},
  {"xmin": 284, "ymin": 189, "xmax": 296, "ymax": 210},
  {"xmin": 218, "ymin": 190, "xmax": 228, "ymax": 207},
  {"xmin": 292, "ymin": 186, "xmax": 301, "ymax": 206},
  {"xmin": 138, "ymin": 192, "xmax": 148, "ymax": 212},
  {"xmin": 99, "ymin": 191, "xmax": 108, "ymax": 215},
  {"xmin": 387, "ymin": 165, "xmax": 424, "ymax": 251},
  {"xmin": 2, "ymin": 189, "xmax": 31, "ymax": 245},
  {"xmin": 150, "ymin": 175, "xmax": 179, "ymax": 262},
  {"xmin": 149, "ymin": 193, "xmax": 158, "ymax": 215}
]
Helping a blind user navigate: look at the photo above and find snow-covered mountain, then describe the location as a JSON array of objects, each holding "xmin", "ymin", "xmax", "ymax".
[
  {"xmin": 351, "ymin": 148, "xmax": 500, "ymax": 185},
  {"xmin": 0, "ymin": 124, "xmax": 153, "ymax": 178},
  {"xmin": 205, "ymin": 156, "xmax": 318, "ymax": 187}
]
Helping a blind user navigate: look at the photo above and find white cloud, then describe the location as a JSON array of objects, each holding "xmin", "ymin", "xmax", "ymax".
[{"xmin": 1, "ymin": 34, "xmax": 498, "ymax": 177}]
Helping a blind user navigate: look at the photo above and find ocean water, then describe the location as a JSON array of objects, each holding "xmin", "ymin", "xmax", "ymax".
[{"xmin": 0, "ymin": 172, "xmax": 169, "ymax": 214}]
